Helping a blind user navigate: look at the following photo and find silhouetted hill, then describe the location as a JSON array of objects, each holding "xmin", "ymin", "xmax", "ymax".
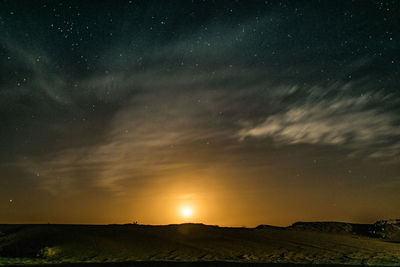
[{"xmin": 1, "ymin": 221, "xmax": 400, "ymax": 266}]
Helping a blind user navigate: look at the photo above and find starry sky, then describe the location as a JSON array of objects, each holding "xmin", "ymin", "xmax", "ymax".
[{"xmin": 0, "ymin": 0, "xmax": 399, "ymax": 226}]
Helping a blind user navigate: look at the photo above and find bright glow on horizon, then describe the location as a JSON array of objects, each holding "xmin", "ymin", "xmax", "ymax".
[{"xmin": 180, "ymin": 206, "xmax": 193, "ymax": 219}]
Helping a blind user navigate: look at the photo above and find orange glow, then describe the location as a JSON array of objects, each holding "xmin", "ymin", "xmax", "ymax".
[{"xmin": 180, "ymin": 206, "xmax": 194, "ymax": 219}]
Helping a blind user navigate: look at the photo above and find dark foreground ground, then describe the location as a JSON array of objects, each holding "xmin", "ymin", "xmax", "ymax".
[
  {"xmin": 4, "ymin": 261, "xmax": 392, "ymax": 267},
  {"xmin": 1, "ymin": 220, "xmax": 400, "ymax": 266}
]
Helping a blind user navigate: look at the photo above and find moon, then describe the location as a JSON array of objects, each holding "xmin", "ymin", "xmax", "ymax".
[{"xmin": 181, "ymin": 206, "xmax": 193, "ymax": 218}]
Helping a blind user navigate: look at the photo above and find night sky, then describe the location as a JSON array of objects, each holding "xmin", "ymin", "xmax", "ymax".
[{"xmin": 1, "ymin": 0, "xmax": 399, "ymax": 226}]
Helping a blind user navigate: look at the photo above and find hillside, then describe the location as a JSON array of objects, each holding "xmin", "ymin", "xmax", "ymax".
[{"xmin": 0, "ymin": 221, "xmax": 400, "ymax": 266}]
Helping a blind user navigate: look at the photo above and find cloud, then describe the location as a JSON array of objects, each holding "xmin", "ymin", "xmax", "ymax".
[
  {"xmin": 24, "ymin": 81, "xmax": 237, "ymax": 195},
  {"xmin": 238, "ymin": 83, "xmax": 400, "ymax": 158},
  {"xmin": 0, "ymin": 39, "xmax": 72, "ymax": 105},
  {"xmin": 14, "ymin": 70, "xmax": 400, "ymax": 196}
]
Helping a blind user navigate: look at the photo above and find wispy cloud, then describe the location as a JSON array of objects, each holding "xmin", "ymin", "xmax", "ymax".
[
  {"xmin": 238, "ymin": 82, "xmax": 400, "ymax": 158},
  {"xmin": 25, "ymin": 81, "xmax": 235, "ymax": 194}
]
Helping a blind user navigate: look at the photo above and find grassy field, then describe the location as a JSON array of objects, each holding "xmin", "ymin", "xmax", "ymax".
[{"xmin": 1, "ymin": 223, "xmax": 400, "ymax": 266}]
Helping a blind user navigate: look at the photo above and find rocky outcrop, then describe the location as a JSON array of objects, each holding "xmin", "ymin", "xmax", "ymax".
[
  {"xmin": 370, "ymin": 219, "xmax": 400, "ymax": 241},
  {"xmin": 286, "ymin": 219, "xmax": 400, "ymax": 242}
]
